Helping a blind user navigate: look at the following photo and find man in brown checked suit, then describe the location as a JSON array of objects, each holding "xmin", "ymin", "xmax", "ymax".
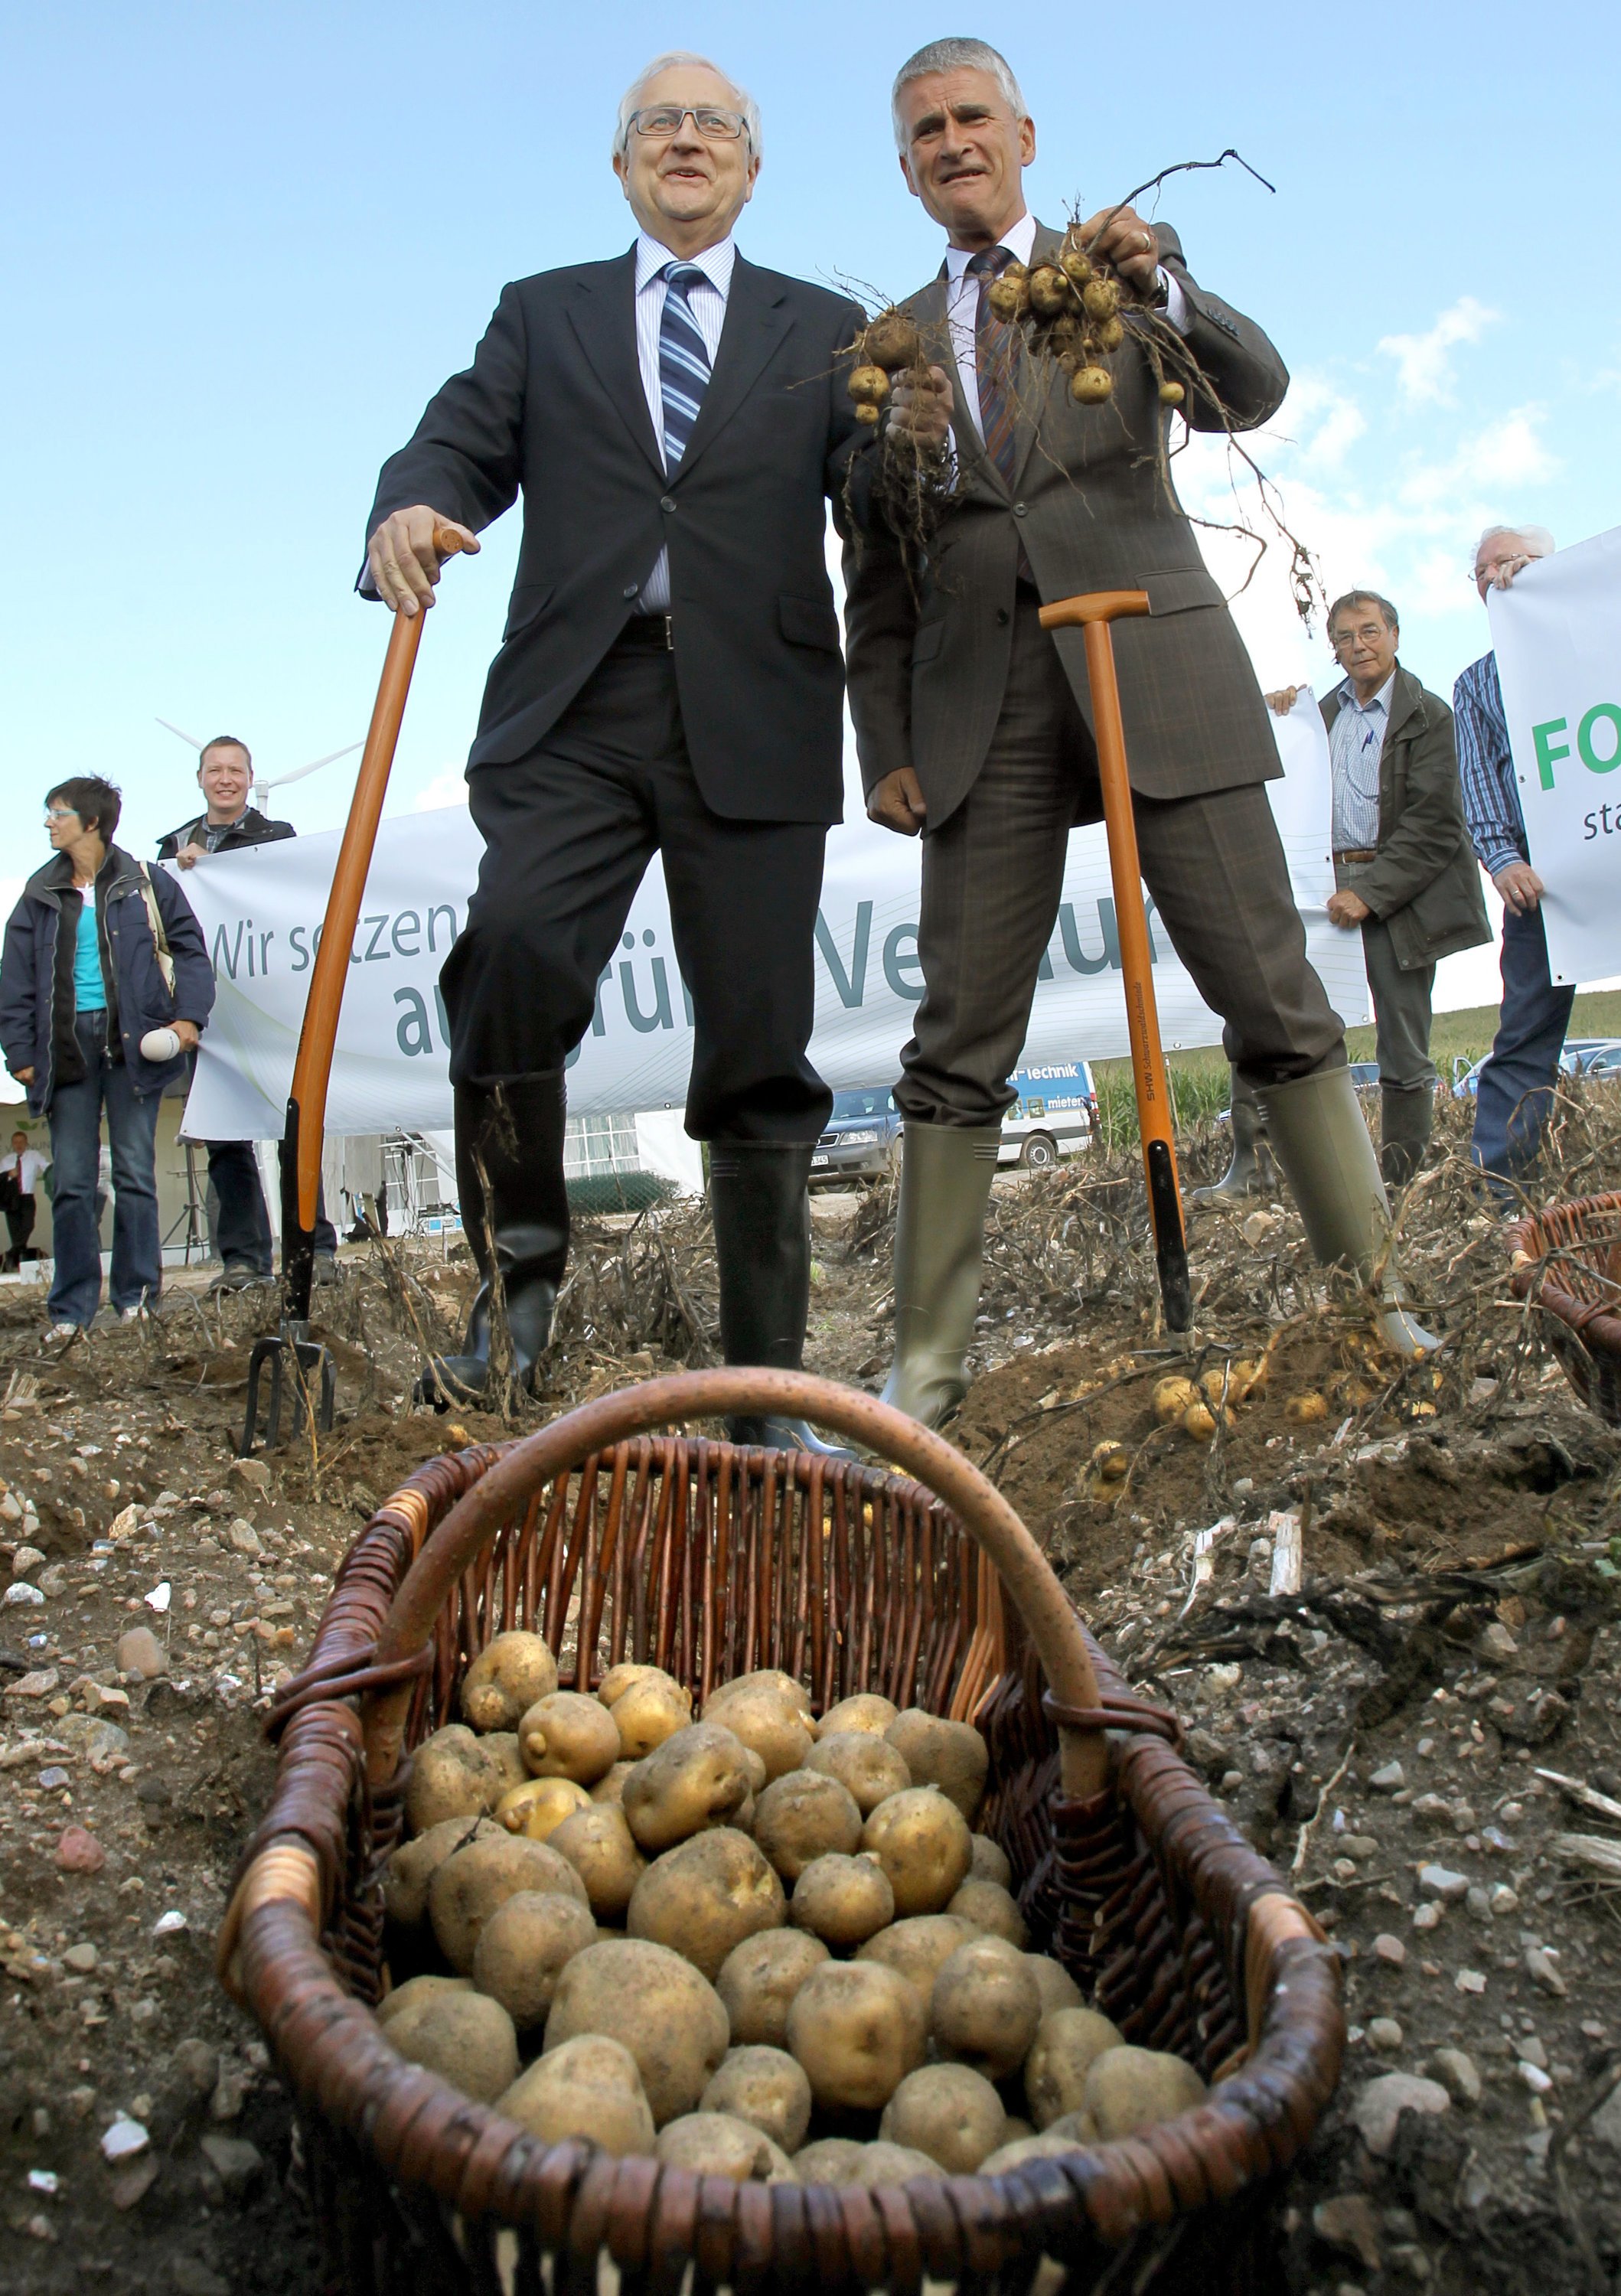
[{"xmin": 844, "ymin": 36, "xmax": 1433, "ymax": 1426}]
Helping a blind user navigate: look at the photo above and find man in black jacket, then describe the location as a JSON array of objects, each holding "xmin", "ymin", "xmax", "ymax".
[
  {"xmin": 155, "ymin": 735, "xmax": 338, "ymax": 1287},
  {"xmin": 364, "ymin": 51, "xmax": 864, "ymax": 1440}
]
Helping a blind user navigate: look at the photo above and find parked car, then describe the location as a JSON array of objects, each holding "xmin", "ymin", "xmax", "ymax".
[
  {"xmin": 1452, "ymin": 1037, "xmax": 1621, "ymax": 1097},
  {"xmin": 996, "ymin": 1062, "xmax": 1098, "ymax": 1169},
  {"xmin": 809, "ymin": 1062, "xmax": 1100, "ymax": 1186}
]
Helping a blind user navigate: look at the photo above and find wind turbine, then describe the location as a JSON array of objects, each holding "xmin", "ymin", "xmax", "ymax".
[{"xmin": 155, "ymin": 719, "xmax": 363, "ymax": 811}]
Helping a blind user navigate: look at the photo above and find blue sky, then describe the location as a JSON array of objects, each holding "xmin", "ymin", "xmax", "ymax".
[{"xmin": 5, "ymin": 2, "xmax": 1617, "ymax": 1007}]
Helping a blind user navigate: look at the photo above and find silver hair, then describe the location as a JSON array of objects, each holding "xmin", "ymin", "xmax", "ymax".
[
  {"xmin": 1475, "ymin": 522, "xmax": 1555, "ymax": 563},
  {"xmin": 891, "ymin": 38, "xmax": 1027, "ymax": 148},
  {"xmin": 615, "ymin": 52, "xmax": 762, "ymax": 158}
]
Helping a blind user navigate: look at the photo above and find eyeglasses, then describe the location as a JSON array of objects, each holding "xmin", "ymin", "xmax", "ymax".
[
  {"xmin": 628, "ymin": 105, "xmax": 747, "ymax": 142},
  {"xmin": 44, "ymin": 807, "xmax": 78, "ymax": 823}
]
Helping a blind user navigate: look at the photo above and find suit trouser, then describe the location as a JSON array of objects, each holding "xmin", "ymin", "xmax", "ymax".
[
  {"xmin": 1471, "ymin": 900, "xmax": 1575, "ymax": 1184},
  {"xmin": 442, "ymin": 629, "xmax": 833, "ymax": 1143},
  {"xmin": 895, "ymin": 594, "xmax": 1345, "ymax": 1127},
  {"xmin": 1332, "ymin": 859, "xmax": 1436, "ymax": 1093}
]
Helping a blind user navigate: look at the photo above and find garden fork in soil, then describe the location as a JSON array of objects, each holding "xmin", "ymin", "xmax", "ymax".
[
  {"xmin": 240, "ymin": 527, "xmax": 478, "ymax": 1453},
  {"xmin": 1039, "ymin": 588, "xmax": 1192, "ymax": 1339}
]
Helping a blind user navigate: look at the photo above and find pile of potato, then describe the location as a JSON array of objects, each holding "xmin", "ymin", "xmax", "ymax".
[{"xmin": 378, "ymin": 1636, "xmax": 1208, "ymax": 2187}]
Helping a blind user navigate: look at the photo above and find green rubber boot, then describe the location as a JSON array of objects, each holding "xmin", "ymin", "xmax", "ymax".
[
  {"xmin": 1189, "ymin": 1068, "xmax": 1269, "ymax": 1202},
  {"xmin": 880, "ymin": 1124, "xmax": 1003, "ymax": 1427}
]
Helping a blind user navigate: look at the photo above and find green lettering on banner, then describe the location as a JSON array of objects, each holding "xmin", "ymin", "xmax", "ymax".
[
  {"xmin": 1577, "ymin": 703, "xmax": 1621, "ymax": 775},
  {"xmin": 1532, "ymin": 718, "xmax": 1570, "ymax": 789}
]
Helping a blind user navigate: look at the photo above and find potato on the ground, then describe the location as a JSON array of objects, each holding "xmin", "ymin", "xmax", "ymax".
[
  {"xmin": 709, "ymin": 1668, "xmax": 814, "ymax": 1727},
  {"xmin": 519, "ymin": 1689, "xmax": 621, "ymax": 1785},
  {"xmin": 969, "ymin": 1834, "xmax": 1012, "ymax": 1888},
  {"xmin": 786, "ymin": 1959, "xmax": 927, "ymax": 2111},
  {"xmin": 610, "ymin": 1671, "xmax": 693, "ymax": 1760},
  {"xmin": 879, "ymin": 2063, "xmax": 1006, "ymax": 2173},
  {"xmin": 931, "ymin": 1935, "xmax": 1042, "ymax": 2080},
  {"xmin": 543, "ymin": 1938, "xmax": 729, "ymax": 2125},
  {"xmin": 384, "ymin": 1986, "xmax": 517, "ymax": 2103},
  {"xmin": 621, "ymin": 1721, "xmax": 753, "ymax": 1854},
  {"xmin": 384, "ymin": 1815, "xmax": 497, "ymax": 1929},
  {"xmin": 752, "ymin": 1769, "xmax": 863, "ymax": 1882},
  {"xmin": 699, "ymin": 1683, "xmax": 812, "ymax": 1782},
  {"xmin": 849, "ymin": 2141, "xmax": 944, "ymax": 2185},
  {"xmin": 861, "ymin": 1786, "xmax": 973, "ymax": 1917},
  {"xmin": 497, "ymin": 2033, "xmax": 654, "ymax": 2154},
  {"xmin": 716, "ymin": 1928, "xmax": 830, "ymax": 2048},
  {"xmin": 375, "ymin": 1972, "xmax": 471, "ymax": 2027},
  {"xmin": 946, "ymin": 1877, "xmax": 1028, "ymax": 1947},
  {"xmin": 805, "ymin": 1730, "xmax": 911, "ymax": 1817},
  {"xmin": 547, "ymin": 1802, "xmax": 646, "ymax": 1920},
  {"xmin": 791, "ymin": 2137, "xmax": 866, "ymax": 2185},
  {"xmin": 494, "ymin": 1776, "xmax": 591, "ymax": 1841},
  {"xmin": 471, "ymin": 1889, "xmax": 597, "ymax": 2030},
  {"xmin": 1083, "ymin": 2045, "xmax": 1206, "ymax": 2138},
  {"xmin": 404, "ymin": 1725, "xmax": 506, "ymax": 1835},
  {"xmin": 1023, "ymin": 2006, "xmax": 1127, "ymax": 2128},
  {"xmin": 817, "ymin": 1693, "xmax": 899, "ymax": 1739},
  {"xmin": 655, "ymin": 2110, "xmax": 797, "ymax": 2182},
  {"xmin": 883, "ymin": 1711, "xmax": 988, "ymax": 1825},
  {"xmin": 627, "ymin": 1826, "xmax": 785, "ymax": 1981},
  {"xmin": 856, "ymin": 1914, "xmax": 980, "ymax": 1999},
  {"xmin": 789, "ymin": 1852, "xmax": 894, "ymax": 1949},
  {"xmin": 1025, "ymin": 1954, "xmax": 1084, "ymax": 2016},
  {"xmin": 980, "ymin": 2131, "xmax": 1091, "ymax": 2175},
  {"xmin": 591, "ymin": 1761, "xmax": 636, "ymax": 1805},
  {"xmin": 700, "ymin": 2045, "xmax": 812, "ymax": 2155},
  {"xmin": 429, "ymin": 1833, "xmax": 589, "ymax": 1973},
  {"xmin": 461, "ymin": 1631, "xmax": 557, "ymax": 1733}
]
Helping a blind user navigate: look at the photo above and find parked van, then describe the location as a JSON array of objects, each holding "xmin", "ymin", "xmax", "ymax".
[{"xmin": 997, "ymin": 1062, "xmax": 1098, "ymax": 1168}]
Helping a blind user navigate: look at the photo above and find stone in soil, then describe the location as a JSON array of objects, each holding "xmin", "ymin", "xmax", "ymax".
[{"xmin": 1352, "ymin": 2073, "xmax": 1451, "ymax": 2157}]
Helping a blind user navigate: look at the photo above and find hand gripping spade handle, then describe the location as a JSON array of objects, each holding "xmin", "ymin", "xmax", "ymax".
[
  {"xmin": 1038, "ymin": 589, "xmax": 1192, "ymax": 1336},
  {"xmin": 240, "ymin": 527, "xmax": 477, "ymax": 1453}
]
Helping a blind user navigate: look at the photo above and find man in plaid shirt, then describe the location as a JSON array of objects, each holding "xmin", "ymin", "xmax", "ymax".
[{"xmin": 1453, "ymin": 523, "xmax": 1568, "ymax": 1192}]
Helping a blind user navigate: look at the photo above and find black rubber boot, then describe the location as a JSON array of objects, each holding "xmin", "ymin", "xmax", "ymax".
[
  {"xmin": 1379, "ymin": 1084, "xmax": 1433, "ymax": 1191},
  {"xmin": 709, "ymin": 1140, "xmax": 854, "ymax": 1458},
  {"xmin": 416, "ymin": 1075, "xmax": 570, "ymax": 1410}
]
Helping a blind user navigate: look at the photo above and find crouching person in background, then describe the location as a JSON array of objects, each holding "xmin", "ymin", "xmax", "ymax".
[{"xmin": 0, "ymin": 775, "xmax": 215, "ymax": 1338}]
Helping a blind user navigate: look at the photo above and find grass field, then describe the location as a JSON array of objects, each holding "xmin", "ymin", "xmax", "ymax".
[{"xmin": 1090, "ymin": 987, "xmax": 1621, "ymax": 1148}]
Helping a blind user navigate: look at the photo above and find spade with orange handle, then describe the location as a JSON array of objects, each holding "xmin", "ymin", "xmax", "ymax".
[
  {"xmin": 240, "ymin": 526, "xmax": 478, "ymax": 1452},
  {"xmin": 1038, "ymin": 589, "xmax": 1192, "ymax": 1337}
]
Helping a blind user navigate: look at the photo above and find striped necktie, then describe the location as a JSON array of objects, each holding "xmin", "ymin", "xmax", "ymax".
[
  {"xmin": 658, "ymin": 262, "xmax": 713, "ymax": 469},
  {"xmin": 967, "ymin": 246, "xmax": 1019, "ymax": 488}
]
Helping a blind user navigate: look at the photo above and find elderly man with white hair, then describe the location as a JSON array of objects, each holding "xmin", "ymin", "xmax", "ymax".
[
  {"xmin": 1454, "ymin": 523, "xmax": 1567, "ymax": 1191},
  {"xmin": 362, "ymin": 54, "xmax": 866, "ymax": 1443}
]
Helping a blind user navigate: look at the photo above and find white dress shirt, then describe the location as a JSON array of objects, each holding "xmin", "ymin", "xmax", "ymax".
[
  {"xmin": 943, "ymin": 211, "xmax": 1192, "ymax": 444},
  {"xmin": 4, "ymin": 1148, "xmax": 46, "ymax": 1195},
  {"xmin": 1329, "ymin": 672, "xmax": 1395, "ymax": 853},
  {"xmin": 631, "ymin": 230, "xmax": 735, "ymax": 613}
]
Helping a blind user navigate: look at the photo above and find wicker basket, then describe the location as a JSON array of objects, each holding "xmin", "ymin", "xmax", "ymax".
[
  {"xmin": 1508, "ymin": 1192, "xmax": 1621, "ymax": 1424},
  {"xmin": 220, "ymin": 1370, "xmax": 1342, "ymax": 2295}
]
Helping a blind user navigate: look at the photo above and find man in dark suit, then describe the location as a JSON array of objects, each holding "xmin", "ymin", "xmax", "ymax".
[
  {"xmin": 364, "ymin": 52, "xmax": 864, "ymax": 1440},
  {"xmin": 844, "ymin": 36, "xmax": 1434, "ymax": 1424},
  {"xmin": 155, "ymin": 734, "xmax": 338, "ymax": 1288},
  {"xmin": 1261, "ymin": 595, "xmax": 1489, "ymax": 1189}
]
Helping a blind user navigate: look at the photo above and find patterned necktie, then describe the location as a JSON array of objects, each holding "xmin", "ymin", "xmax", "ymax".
[
  {"xmin": 658, "ymin": 262, "xmax": 713, "ymax": 469},
  {"xmin": 967, "ymin": 246, "xmax": 1019, "ymax": 488}
]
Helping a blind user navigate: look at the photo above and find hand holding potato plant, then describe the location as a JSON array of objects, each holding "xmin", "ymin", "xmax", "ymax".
[{"xmin": 377, "ymin": 1630, "xmax": 1212, "ymax": 2184}]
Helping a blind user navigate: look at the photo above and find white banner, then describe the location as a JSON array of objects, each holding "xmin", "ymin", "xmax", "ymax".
[
  {"xmin": 177, "ymin": 706, "xmax": 1368, "ymax": 1140},
  {"xmin": 1490, "ymin": 524, "xmax": 1621, "ymax": 986}
]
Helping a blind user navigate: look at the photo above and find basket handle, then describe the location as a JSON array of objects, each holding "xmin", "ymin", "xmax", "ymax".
[{"xmin": 364, "ymin": 1369, "xmax": 1110, "ymax": 1795}]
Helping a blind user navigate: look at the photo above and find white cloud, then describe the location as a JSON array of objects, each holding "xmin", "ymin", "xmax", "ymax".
[
  {"xmin": 1377, "ymin": 295, "xmax": 1499, "ymax": 404},
  {"xmin": 408, "ymin": 767, "xmax": 470, "ymax": 814}
]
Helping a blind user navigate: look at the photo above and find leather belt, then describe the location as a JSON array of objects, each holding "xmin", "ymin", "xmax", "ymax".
[
  {"xmin": 1334, "ymin": 848, "xmax": 1377, "ymax": 866},
  {"xmin": 619, "ymin": 613, "xmax": 674, "ymax": 651}
]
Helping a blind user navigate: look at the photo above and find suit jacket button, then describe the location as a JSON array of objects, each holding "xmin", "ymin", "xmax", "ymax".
[
  {"xmin": 622, "ymin": 583, "xmax": 640, "ymax": 599},
  {"xmin": 660, "ymin": 495, "xmax": 677, "ymax": 514},
  {"xmin": 996, "ymin": 608, "xmax": 1010, "ymax": 625},
  {"xmin": 1012, "ymin": 502, "xmax": 1028, "ymax": 517}
]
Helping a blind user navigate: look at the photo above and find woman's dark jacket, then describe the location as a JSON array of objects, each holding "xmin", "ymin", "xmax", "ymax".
[{"xmin": 0, "ymin": 845, "xmax": 215, "ymax": 1116}]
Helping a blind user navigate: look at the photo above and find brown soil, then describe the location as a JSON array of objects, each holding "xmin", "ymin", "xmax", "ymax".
[{"xmin": 7, "ymin": 1082, "xmax": 1621, "ymax": 2291}]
